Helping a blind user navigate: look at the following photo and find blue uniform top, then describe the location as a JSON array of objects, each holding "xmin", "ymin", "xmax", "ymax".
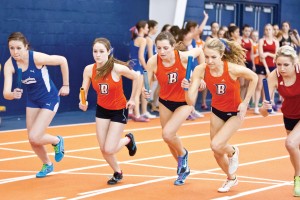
[
  {"xmin": 145, "ymin": 36, "xmax": 156, "ymax": 61},
  {"xmin": 129, "ymin": 37, "xmax": 147, "ymax": 74},
  {"xmin": 12, "ymin": 51, "xmax": 59, "ymax": 103}
]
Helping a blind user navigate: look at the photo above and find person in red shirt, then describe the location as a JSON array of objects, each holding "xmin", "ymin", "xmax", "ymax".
[
  {"xmin": 241, "ymin": 24, "xmax": 255, "ymax": 99},
  {"xmin": 79, "ymin": 38, "xmax": 138, "ymax": 185},
  {"xmin": 260, "ymin": 45, "xmax": 300, "ymax": 197},
  {"xmin": 182, "ymin": 38, "xmax": 258, "ymax": 192},
  {"xmin": 254, "ymin": 24, "xmax": 279, "ymax": 114},
  {"xmin": 144, "ymin": 31, "xmax": 204, "ymax": 185}
]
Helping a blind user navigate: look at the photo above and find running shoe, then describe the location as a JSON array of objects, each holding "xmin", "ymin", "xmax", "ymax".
[
  {"xmin": 177, "ymin": 149, "xmax": 189, "ymax": 175},
  {"xmin": 36, "ymin": 163, "xmax": 54, "ymax": 178},
  {"xmin": 174, "ymin": 166, "xmax": 190, "ymax": 186},
  {"xmin": 142, "ymin": 112, "xmax": 157, "ymax": 119},
  {"xmin": 218, "ymin": 176, "xmax": 238, "ymax": 192},
  {"xmin": 228, "ymin": 146, "xmax": 239, "ymax": 175},
  {"xmin": 272, "ymin": 104, "xmax": 278, "ymax": 112},
  {"xmin": 125, "ymin": 133, "xmax": 137, "ymax": 156},
  {"xmin": 133, "ymin": 116, "xmax": 150, "ymax": 122},
  {"xmin": 254, "ymin": 107, "xmax": 260, "ymax": 114},
  {"xmin": 128, "ymin": 113, "xmax": 135, "ymax": 120},
  {"xmin": 53, "ymin": 136, "xmax": 64, "ymax": 162},
  {"xmin": 201, "ymin": 104, "xmax": 209, "ymax": 110},
  {"xmin": 186, "ymin": 114, "xmax": 196, "ymax": 120},
  {"xmin": 107, "ymin": 171, "xmax": 123, "ymax": 185},
  {"xmin": 192, "ymin": 110, "xmax": 204, "ymax": 118},
  {"xmin": 294, "ymin": 176, "xmax": 300, "ymax": 197}
]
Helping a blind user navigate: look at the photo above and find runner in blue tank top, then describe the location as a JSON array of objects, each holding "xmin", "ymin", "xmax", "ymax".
[
  {"xmin": 128, "ymin": 20, "xmax": 151, "ymax": 122},
  {"xmin": 3, "ymin": 32, "xmax": 69, "ymax": 178}
]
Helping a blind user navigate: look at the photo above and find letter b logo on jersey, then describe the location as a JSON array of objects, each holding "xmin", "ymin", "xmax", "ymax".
[
  {"xmin": 215, "ymin": 84, "xmax": 226, "ymax": 95},
  {"xmin": 168, "ymin": 72, "xmax": 178, "ymax": 84},
  {"xmin": 100, "ymin": 84, "xmax": 109, "ymax": 94}
]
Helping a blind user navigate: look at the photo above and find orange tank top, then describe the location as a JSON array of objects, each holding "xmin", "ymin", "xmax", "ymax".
[
  {"xmin": 91, "ymin": 64, "xmax": 127, "ymax": 110},
  {"xmin": 204, "ymin": 61, "xmax": 242, "ymax": 112},
  {"xmin": 155, "ymin": 50, "xmax": 186, "ymax": 102},
  {"xmin": 252, "ymin": 43, "xmax": 260, "ymax": 65}
]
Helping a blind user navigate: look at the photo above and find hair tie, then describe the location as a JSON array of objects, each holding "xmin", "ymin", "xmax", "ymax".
[
  {"xmin": 110, "ymin": 47, "xmax": 114, "ymax": 56},
  {"xmin": 129, "ymin": 26, "xmax": 138, "ymax": 34},
  {"xmin": 219, "ymin": 39, "xmax": 231, "ymax": 52}
]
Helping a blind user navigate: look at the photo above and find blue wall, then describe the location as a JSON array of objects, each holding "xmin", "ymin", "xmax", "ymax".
[
  {"xmin": 0, "ymin": 0, "xmax": 149, "ymax": 115},
  {"xmin": 185, "ymin": 0, "xmax": 300, "ymax": 32}
]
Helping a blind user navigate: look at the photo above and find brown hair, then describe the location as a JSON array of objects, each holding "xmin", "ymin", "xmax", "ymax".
[
  {"xmin": 130, "ymin": 20, "xmax": 148, "ymax": 40},
  {"xmin": 205, "ymin": 38, "xmax": 246, "ymax": 65},
  {"xmin": 93, "ymin": 38, "xmax": 129, "ymax": 79},
  {"xmin": 8, "ymin": 32, "xmax": 30, "ymax": 49},
  {"xmin": 155, "ymin": 31, "xmax": 187, "ymax": 51}
]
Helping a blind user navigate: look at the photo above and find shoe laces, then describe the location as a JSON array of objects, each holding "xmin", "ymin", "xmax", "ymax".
[
  {"xmin": 113, "ymin": 172, "xmax": 122, "ymax": 180},
  {"xmin": 223, "ymin": 178, "xmax": 236, "ymax": 187},
  {"xmin": 53, "ymin": 145, "xmax": 59, "ymax": 153},
  {"xmin": 178, "ymin": 156, "xmax": 183, "ymax": 169},
  {"xmin": 40, "ymin": 164, "xmax": 49, "ymax": 172}
]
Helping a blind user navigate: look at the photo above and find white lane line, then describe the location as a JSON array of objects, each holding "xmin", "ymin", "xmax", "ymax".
[
  {"xmin": 69, "ymin": 155, "xmax": 289, "ymax": 199},
  {"xmin": 45, "ymin": 197, "xmax": 66, "ymax": 200},
  {"xmin": 207, "ymin": 171, "xmax": 289, "ymax": 184},
  {"xmin": 0, "ymin": 122, "xmax": 285, "ymax": 162},
  {"xmin": 211, "ymin": 181, "xmax": 292, "ymax": 200},
  {"xmin": 0, "ymin": 134, "xmax": 286, "ymax": 162},
  {"xmin": 0, "ymin": 147, "xmax": 33, "ymax": 153},
  {"xmin": 0, "ymin": 113, "xmax": 283, "ymax": 146},
  {"xmin": 0, "ymin": 155, "xmax": 36, "ymax": 162}
]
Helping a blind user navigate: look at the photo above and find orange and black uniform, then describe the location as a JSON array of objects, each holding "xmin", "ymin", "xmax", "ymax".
[
  {"xmin": 252, "ymin": 43, "xmax": 260, "ymax": 66},
  {"xmin": 155, "ymin": 50, "xmax": 187, "ymax": 112},
  {"xmin": 204, "ymin": 61, "xmax": 242, "ymax": 121},
  {"xmin": 91, "ymin": 64, "xmax": 128, "ymax": 123}
]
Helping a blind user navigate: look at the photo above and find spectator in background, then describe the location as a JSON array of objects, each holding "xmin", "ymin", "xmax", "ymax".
[
  {"xmin": 254, "ymin": 23, "xmax": 279, "ymax": 114},
  {"xmin": 129, "ymin": 20, "xmax": 150, "ymax": 122},
  {"xmin": 184, "ymin": 11, "xmax": 209, "ymax": 113},
  {"xmin": 250, "ymin": 30, "xmax": 260, "ymax": 108},
  {"xmin": 241, "ymin": 24, "xmax": 255, "ymax": 99},
  {"xmin": 278, "ymin": 21, "xmax": 300, "ymax": 48},
  {"xmin": 206, "ymin": 21, "xmax": 219, "ymax": 41},
  {"xmin": 225, "ymin": 25, "xmax": 241, "ymax": 43},
  {"xmin": 161, "ymin": 24, "xmax": 171, "ymax": 32},
  {"xmin": 146, "ymin": 20, "xmax": 159, "ymax": 59},
  {"xmin": 218, "ymin": 28, "xmax": 226, "ymax": 38},
  {"xmin": 273, "ymin": 24, "xmax": 280, "ymax": 39},
  {"xmin": 146, "ymin": 20, "xmax": 159, "ymax": 116},
  {"xmin": 170, "ymin": 25, "xmax": 181, "ymax": 42},
  {"xmin": 251, "ymin": 30, "xmax": 260, "ymax": 72}
]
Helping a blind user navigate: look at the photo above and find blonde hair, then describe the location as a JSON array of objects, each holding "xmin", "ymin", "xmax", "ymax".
[
  {"xmin": 204, "ymin": 38, "xmax": 246, "ymax": 65},
  {"xmin": 275, "ymin": 45, "xmax": 298, "ymax": 64}
]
